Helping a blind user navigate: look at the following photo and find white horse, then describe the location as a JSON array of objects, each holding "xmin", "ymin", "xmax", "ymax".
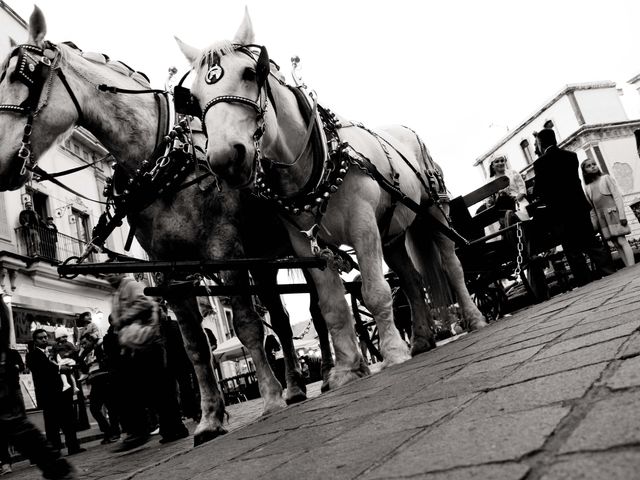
[
  {"xmin": 177, "ymin": 11, "xmax": 486, "ymax": 387},
  {"xmin": 0, "ymin": 7, "xmax": 334, "ymax": 444}
]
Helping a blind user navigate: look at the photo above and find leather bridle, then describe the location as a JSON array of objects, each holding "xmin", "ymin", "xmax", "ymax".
[{"xmin": 0, "ymin": 42, "xmax": 84, "ymax": 175}]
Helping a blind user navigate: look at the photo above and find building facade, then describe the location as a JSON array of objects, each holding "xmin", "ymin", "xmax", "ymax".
[{"xmin": 474, "ymin": 81, "xmax": 640, "ymax": 238}]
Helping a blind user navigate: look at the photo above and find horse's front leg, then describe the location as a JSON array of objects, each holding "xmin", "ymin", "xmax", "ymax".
[
  {"xmin": 226, "ymin": 270, "xmax": 287, "ymax": 414},
  {"xmin": 384, "ymin": 234, "xmax": 437, "ymax": 356},
  {"xmin": 351, "ymin": 210, "xmax": 412, "ymax": 366},
  {"xmin": 302, "ymin": 268, "xmax": 333, "ymax": 392},
  {"xmin": 251, "ymin": 268, "xmax": 307, "ymax": 404},
  {"xmin": 166, "ymin": 297, "xmax": 227, "ymax": 446},
  {"xmin": 287, "ymin": 233, "xmax": 369, "ymax": 389}
]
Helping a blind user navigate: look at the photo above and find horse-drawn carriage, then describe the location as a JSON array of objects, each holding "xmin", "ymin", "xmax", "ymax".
[{"xmin": 1, "ymin": 6, "xmax": 559, "ymax": 447}]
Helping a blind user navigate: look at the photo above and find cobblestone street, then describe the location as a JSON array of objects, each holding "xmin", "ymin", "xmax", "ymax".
[{"xmin": 9, "ymin": 265, "xmax": 640, "ymax": 479}]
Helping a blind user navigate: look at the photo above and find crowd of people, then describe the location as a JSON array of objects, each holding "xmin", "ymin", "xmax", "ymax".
[
  {"xmin": 0, "ymin": 274, "xmax": 207, "ymax": 479},
  {"xmin": 485, "ymin": 127, "xmax": 634, "ymax": 289}
]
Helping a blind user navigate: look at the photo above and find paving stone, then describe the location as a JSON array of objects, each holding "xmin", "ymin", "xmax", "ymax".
[
  {"xmin": 453, "ymin": 346, "xmax": 543, "ymax": 376},
  {"xmin": 606, "ymin": 355, "xmax": 640, "ymax": 390},
  {"xmin": 478, "ymin": 332, "xmax": 562, "ymax": 359},
  {"xmin": 364, "ymin": 406, "xmax": 569, "ymax": 477},
  {"xmin": 562, "ymin": 317, "xmax": 640, "ymax": 340},
  {"xmin": 408, "ymin": 367, "xmax": 518, "ymax": 402},
  {"xmin": 539, "ymin": 450, "xmax": 640, "ymax": 480},
  {"xmin": 585, "ymin": 303, "xmax": 640, "ymax": 323},
  {"xmin": 235, "ymin": 417, "xmax": 364, "ymax": 459},
  {"xmin": 534, "ymin": 322, "xmax": 640, "ymax": 360},
  {"xmin": 561, "ymin": 391, "xmax": 640, "ymax": 453},
  {"xmin": 455, "ymin": 364, "xmax": 604, "ymax": 420},
  {"xmin": 365, "ymin": 462, "xmax": 530, "ymax": 480},
  {"xmin": 324, "ymin": 394, "xmax": 477, "ymax": 444},
  {"xmin": 617, "ymin": 332, "xmax": 640, "ymax": 358},
  {"xmin": 267, "ymin": 430, "xmax": 418, "ymax": 480},
  {"xmin": 494, "ymin": 339, "xmax": 624, "ymax": 386},
  {"xmin": 189, "ymin": 452, "xmax": 297, "ymax": 480},
  {"xmin": 579, "ymin": 307, "xmax": 640, "ymax": 327}
]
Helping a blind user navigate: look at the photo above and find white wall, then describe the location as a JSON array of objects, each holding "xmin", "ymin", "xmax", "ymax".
[{"xmin": 574, "ymin": 88, "xmax": 628, "ymax": 124}]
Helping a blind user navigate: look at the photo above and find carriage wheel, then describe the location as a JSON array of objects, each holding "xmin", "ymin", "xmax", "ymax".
[{"xmin": 520, "ymin": 257, "xmax": 550, "ymax": 303}]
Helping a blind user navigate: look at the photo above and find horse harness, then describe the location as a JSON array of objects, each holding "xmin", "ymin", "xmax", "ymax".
[
  {"xmin": 0, "ymin": 41, "xmax": 214, "ymax": 274},
  {"xmin": 177, "ymin": 43, "xmax": 468, "ymax": 270}
]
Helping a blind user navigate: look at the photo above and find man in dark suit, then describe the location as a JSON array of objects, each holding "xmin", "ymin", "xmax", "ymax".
[
  {"xmin": 26, "ymin": 329, "xmax": 85, "ymax": 456},
  {"xmin": 1, "ymin": 300, "xmax": 76, "ymax": 479},
  {"xmin": 533, "ymin": 128, "xmax": 615, "ymax": 286}
]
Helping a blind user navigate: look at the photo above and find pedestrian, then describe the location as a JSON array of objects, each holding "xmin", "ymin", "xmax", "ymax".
[
  {"xmin": 488, "ymin": 155, "xmax": 529, "ymax": 220},
  {"xmin": 1, "ymin": 297, "xmax": 77, "ymax": 479},
  {"xmin": 50, "ymin": 327, "xmax": 79, "ymax": 395},
  {"xmin": 78, "ymin": 333, "xmax": 120, "ymax": 444},
  {"xmin": 264, "ymin": 334, "xmax": 285, "ymax": 388},
  {"xmin": 533, "ymin": 128, "xmax": 615, "ymax": 286},
  {"xmin": 18, "ymin": 200, "xmax": 41, "ymax": 256},
  {"xmin": 581, "ymin": 159, "xmax": 635, "ymax": 268},
  {"xmin": 42, "ymin": 216, "xmax": 58, "ymax": 260},
  {"xmin": 105, "ymin": 273, "xmax": 188, "ymax": 451},
  {"xmin": 76, "ymin": 312, "xmax": 100, "ymax": 342},
  {"xmin": 0, "ymin": 347, "xmax": 23, "ymax": 476},
  {"xmin": 26, "ymin": 329, "xmax": 86, "ymax": 457}
]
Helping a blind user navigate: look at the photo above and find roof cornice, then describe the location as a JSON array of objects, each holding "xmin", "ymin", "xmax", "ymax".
[{"xmin": 473, "ymin": 81, "xmax": 617, "ymax": 166}]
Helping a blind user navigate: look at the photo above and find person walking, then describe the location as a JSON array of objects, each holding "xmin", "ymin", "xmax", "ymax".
[
  {"xmin": 581, "ymin": 159, "xmax": 635, "ymax": 267},
  {"xmin": 26, "ymin": 330, "xmax": 85, "ymax": 457},
  {"xmin": 78, "ymin": 333, "xmax": 120, "ymax": 444},
  {"xmin": 1, "ymin": 296, "xmax": 76, "ymax": 479},
  {"xmin": 533, "ymin": 128, "xmax": 615, "ymax": 286},
  {"xmin": 106, "ymin": 274, "xmax": 188, "ymax": 451}
]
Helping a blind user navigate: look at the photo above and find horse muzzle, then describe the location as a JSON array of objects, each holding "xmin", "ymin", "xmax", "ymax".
[{"xmin": 207, "ymin": 143, "xmax": 256, "ymax": 190}]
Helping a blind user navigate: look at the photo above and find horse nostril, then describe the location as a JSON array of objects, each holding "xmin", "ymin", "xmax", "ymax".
[{"xmin": 233, "ymin": 144, "xmax": 246, "ymax": 166}]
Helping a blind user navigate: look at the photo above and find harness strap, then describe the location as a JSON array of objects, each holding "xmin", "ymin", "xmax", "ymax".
[
  {"xmin": 57, "ymin": 69, "xmax": 84, "ymax": 125},
  {"xmin": 30, "ymin": 165, "xmax": 108, "ymax": 205},
  {"xmin": 344, "ymin": 145, "xmax": 469, "ymax": 247},
  {"xmin": 38, "ymin": 152, "xmax": 111, "ymax": 178}
]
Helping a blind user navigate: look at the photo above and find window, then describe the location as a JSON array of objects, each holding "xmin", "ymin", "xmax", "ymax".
[
  {"xmin": 0, "ymin": 193, "xmax": 10, "ymax": 240},
  {"xmin": 26, "ymin": 189, "xmax": 49, "ymax": 220},
  {"xmin": 520, "ymin": 139, "xmax": 534, "ymax": 164}
]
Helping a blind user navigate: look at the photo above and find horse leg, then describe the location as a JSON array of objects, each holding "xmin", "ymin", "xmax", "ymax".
[
  {"xmin": 302, "ymin": 269, "xmax": 333, "ymax": 392},
  {"xmin": 429, "ymin": 206, "xmax": 487, "ymax": 330},
  {"xmin": 165, "ymin": 297, "xmax": 227, "ymax": 446},
  {"xmin": 225, "ymin": 270, "xmax": 287, "ymax": 414},
  {"xmin": 351, "ymin": 211, "xmax": 412, "ymax": 366},
  {"xmin": 251, "ymin": 268, "xmax": 307, "ymax": 405},
  {"xmin": 287, "ymin": 233, "xmax": 369, "ymax": 388},
  {"xmin": 384, "ymin": 235, "xmax": 437, "ymax": 356}
]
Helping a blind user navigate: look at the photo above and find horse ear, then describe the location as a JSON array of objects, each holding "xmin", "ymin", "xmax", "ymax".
[
  {"xmin": 256, "ymin": 46, "xmax": 270, "ymax": 90},
  {"xmin": 9, "ymin": 37, "xmax": 17, "ymax": 48},
  {"xmin": 175, "ymin": 36, "xmax": 200, "ymax": 66},
  {"xmin": 233, "ymin": 6, "xmax": 255, "ymax": 45},
  {"xmin": 28, "ymin": 5, "xmax": 47, "ymax": 47}
]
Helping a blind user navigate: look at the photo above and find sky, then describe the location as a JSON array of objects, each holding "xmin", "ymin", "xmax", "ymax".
[{"xmin": 9, "ymin": 0, "xmax": 640, "ymax": 322}]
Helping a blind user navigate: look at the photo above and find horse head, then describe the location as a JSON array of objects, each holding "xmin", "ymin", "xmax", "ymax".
[
  {"xmin": 0, "ymin": 7, "xmax": 81, "ymax": 190},
  {"xmin": 176, "ymin": 9, "xmax": 275, "ymax": 189}
]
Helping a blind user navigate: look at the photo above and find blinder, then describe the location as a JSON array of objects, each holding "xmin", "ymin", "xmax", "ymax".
[
  {"xmin": 2, "ymin": 43, "xmax": 55, "ymax": 113},
  {"xmin": 255, "ymin": 46, "xmax": 270, "ymax": 91},
  {"xmin": 173, "ymin": 70, "xmax": 202, "ymax": 118}
]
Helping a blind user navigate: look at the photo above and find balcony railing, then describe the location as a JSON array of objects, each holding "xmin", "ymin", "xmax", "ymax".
[{"xmin": 15, "ymin": 225, "xmax": 97, "ymax": 263}]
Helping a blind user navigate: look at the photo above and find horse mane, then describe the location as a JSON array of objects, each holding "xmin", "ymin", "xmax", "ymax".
[
  {"xmin": 194, "ymin": 40, "xmax": 236, "ymax": 69},
  {"xmin": 59, "ymin": 41, "xmax": 151, "ymax": 88}
]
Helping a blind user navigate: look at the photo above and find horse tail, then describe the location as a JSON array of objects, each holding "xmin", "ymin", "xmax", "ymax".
[{"xmin": 406, "ymin": 219, "xmax": 455, "ymax": 310}]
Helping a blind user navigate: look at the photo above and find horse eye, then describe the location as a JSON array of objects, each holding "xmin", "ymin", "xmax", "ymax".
[{"xmin": 242, "ymin": 68, "xmax": 256, "ymax": 82}]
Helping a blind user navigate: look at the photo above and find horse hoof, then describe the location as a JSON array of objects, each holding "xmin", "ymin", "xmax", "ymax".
[
  {"xmin": 411, "ymin": 341, "xmax": 434, "ymax": 356},
  {"xmin": 193, "ymin": 427, "xmax": 227, "ymax": 447},
  {"xmin": 320, "ymin": 379, "xmax": 331, "ymax": 393},
  {"xmin": 285, "ymin": 392, "xmax": 307, "ymax": 405},
  {"xmin": 470, "ymin": 318, "xmax": 488, "ymax": 330}
]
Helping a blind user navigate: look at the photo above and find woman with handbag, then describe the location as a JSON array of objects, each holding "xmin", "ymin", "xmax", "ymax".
[{"xmin": 581, "ymin": 159, "xmax": 635, "ymax": 267}]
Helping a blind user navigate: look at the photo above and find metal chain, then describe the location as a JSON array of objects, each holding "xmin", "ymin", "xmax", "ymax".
[{"xmin": 513, "ymin": 222, "xmax": 524, "ymax": 278}]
